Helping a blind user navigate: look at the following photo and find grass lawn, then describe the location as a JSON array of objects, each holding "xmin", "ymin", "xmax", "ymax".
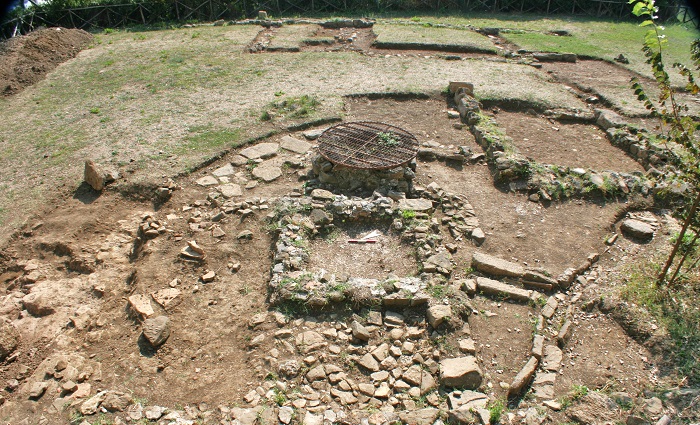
[{"xmin": 373, "ymin": 23, "xmax": 497, "ymax": 53}]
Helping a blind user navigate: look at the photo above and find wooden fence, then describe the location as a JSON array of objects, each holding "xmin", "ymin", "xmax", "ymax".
[{"xmin": 1, "ymin": 0, "xmax": 696, "ymax": 39}]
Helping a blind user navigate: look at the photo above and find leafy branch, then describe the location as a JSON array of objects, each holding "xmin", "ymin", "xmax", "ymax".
[{"xmin": 629, "ymin": 0, "xmax": 700, "ymax": 286}]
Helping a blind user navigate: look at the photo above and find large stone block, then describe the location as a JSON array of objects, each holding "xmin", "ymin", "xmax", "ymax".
[{"xmin": 440, "ymin": 356, "xmax": 483, "ymax": 389}]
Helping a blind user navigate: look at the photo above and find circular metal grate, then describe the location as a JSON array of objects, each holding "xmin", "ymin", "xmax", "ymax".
[{"xmin": 317, "ymin": 121, "xmax": 419, "ymax": 170}]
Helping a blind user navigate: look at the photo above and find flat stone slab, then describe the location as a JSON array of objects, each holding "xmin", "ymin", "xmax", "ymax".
[
  {"xmin": 195, "ymin": 176, "xmax": 218, "ymax": 187},
  {"xmin": 398, "ymin": 198, "xmax": 434, "ymax": 212},
  {"xmin": 303, "ymin": 129, "xmax": 324, "ymax": 140},
  {"xmin": 239, "ymin": 142, "xmax": 279, "ymax": 160},
  {"xmin": 218, "ymin": 183, "xmax": 243, "ymax": 198},
  {"xmin": 472, "ymin": 251, "xmax": 525, "ymax": 278},
  {"xmin": 476, "ymin": 277, "xmax": 533, "ymax": 302},
  {"xmin": 440, "ymin": 356, "xmax": 483, "ymax": 389},
  {"xmin": 212, "ymin": 163, "xmax": 235, "ymax": 177},
  {"xmin": 280, "ymin": 135, "xmax": 312, "ymax": 154},
  {"xmin": 621, "ymin": 219, "xmax": 654, "ymax": 240},
  {"xmin": 252, "ymin": 165, "xmax": 282, "ymax": 182},
  {"xmin": 508, "ymin": 356, "xmax": 539, "ymax": 397}
]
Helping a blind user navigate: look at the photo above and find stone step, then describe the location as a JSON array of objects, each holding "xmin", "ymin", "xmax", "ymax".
[{"xmin": 476, "ymin": 277, "xmax": 539, "ymax": 303}]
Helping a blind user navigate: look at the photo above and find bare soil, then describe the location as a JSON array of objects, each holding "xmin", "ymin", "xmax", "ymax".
[
  {"xmin": 0, "ymin": 23, "xmax": 693, "ymax": 425},
  {"xmin": 0, "ymin": 27, "xmax": 92, "ymax": 96},
  {"xmin": 490, "ymin": 110, "xmax": 646, "ymax": 172}
]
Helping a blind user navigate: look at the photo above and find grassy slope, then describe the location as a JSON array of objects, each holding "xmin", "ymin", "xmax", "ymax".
[
  {"xmin": 0, "ymin": 23, "xmax": 581, "ymax": 235},
  {"xmin": 373, "ymin": 23, "xmax": 497, "ymax": 52}
]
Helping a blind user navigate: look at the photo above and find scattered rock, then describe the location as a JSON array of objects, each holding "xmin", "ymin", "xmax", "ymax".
[
  {"xmin": 101, "ymin": 391, "xmax": 131, "ymax": 412},
  {"xmin": 0, "ymin": 320, "xmax": 20, "ymax": 361},
  {"xmin": 397, "ymin": 198, "xmax": 433, "ymax": 212},
  {"xmin": 196, "ymin": 176, "xmax": 218, "ymax": 186},
  {"xmin": 212, "ymin": 163, "xmax": 235, "ymax": 177},
  {"xmin": 426, "ymin": 305, "xmax": 452, "ymax": 328},
  {"xmin": 142, "ymin": 316, "xmax": 171, "ymax": 347},
  {"xmin": 440, "ymin": 356, "xmax": 483, "ymax": 389},
  {"xmin": 621, "ymin": 219, "xmax": 654, "ymax": 241},
  {"xmin": 218, "ymin": 183, "xmax": 242, "ymax": 198},
  {"xmin": 472, "ymin": 251, "xmax": 525, "ymax": 278},
  {"xmin": 151, "ymin": 288, "xmax": 181, "ymax": 309},
  {"xmin": 84, "ymin": 160, "xmax": 105, "ymax": 191},
  {"xmin": 350, "ymin": 320, "xmax": 370, "ymax": 341},
  {"xmin": 80, "ymin": 391, "xmax": 107, "ymax": 415},
  {"xmin": 28, "ymin": 381, "xmax": 48, "ymax": 400},
  {"xmin": 476, "ymin": 277, "xmax": 533, "ymax": 303},
  {"xmin": 252, "ymin": 165, "xmax": 282, "ymax": 182},
  {"xmin": 280, "ymin": 135, "xmax": 312, "ymax": 154},
  {"xmin": 358, "ymin": 353, "xmax": 380, "ymax": 372},
  {"xmin": 128, "ymin": 294, "xmax": 154, "ymax": 319},
  {"xmin": 239, "ymin": 142, "xmax": 279, "ymax": 160},
  {"xmin": 303, "ymin": 129, "xmax": 324, "ymax": 140},
  {"xmin": 471, "ymin": 228, "xmax": 485, "ymax": 245},
  {"xmin": 543, "ymin": 345, "xmax": 563, "ymax": 372},
  {"xmin": 566, "ymin": 392, "xmax": 618, "ymax": 424},
  {"xmin": 507, "ymin": 356, "xmax": 539, "ymax": 398}
]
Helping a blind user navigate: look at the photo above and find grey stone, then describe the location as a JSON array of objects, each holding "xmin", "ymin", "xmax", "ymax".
[
  {"xmin": 397, "ymin": 198, "xmax": 434, "ymax": 212},
  {"xmin": 279, "ymin": 406, "xmax": 294, "ymax": 424},
  {"xmin": 358, "ymin": 353, "xmax": 380, "ymax": 372},
  {"xmin": 212, "ymin": 163, "xmax": 235, "ymax": 177},
  {"xmin": 472, "ymin": 251, "xmax": 525, "ymax": 278},
  {"xmin": 84, "ymin": 160, "xmax": 104, "ymax": 191},
  {"xmin": 278, "ymin": 360, "xmax": 300, "ymax": 378},
  {"xmin": 642, "ymin": 397, "xmax": 664, "ymax": 416},
  {"xmin": 403, "ymin": 365, "xmax": 437, "ymax": 393},
  {"xmin": 303, "ymin": 129, "xmax": 325, "ymax": 140},
  {"xmin": 621, "ymin": 219, "xmax": 654, "ymax": 241},
  {"xmin": 543, "ymin": 345, "xmax": 563, "ymax": 372},
  {"xmin": 399, "ymin": 408, "xmax": 440, "ymax": 425},
  {"xmin": 310, "ymin": 188, "xmax": 335, "ymax": 201},
  {"xmin": 508, "ymin": 356, "xmax": 539, "ymax": 397},
  {"xmin": 440, "ymin": 356, "xmax": 483, "ymax": 389},
  {"xmin": 280, "ymin": 135, "xmax": 312, "ymax": 154},
  {"xmin": 145, "ymin": 405, "xmax": 167, "ymax": 420},
  {"xmin": 252, "ymin": 165, "xmax": 282, "ymax": 182},
  {"xmin": 541, "ymin": 296, "xmax": 558, "ymax": 318},
  {"xmin": 424, "ymin": 252, "xmax": 453, "ymax": 274},
  {"xmin": 458, "ymin": 338, "xmax": 476, "ymax": 354},
  {"xmin": 426, "ymin": 305, "xmax": 452, "ymax": 328},
  {"xmin": 448, "ymin": 406, "xmax": 479, "ymax": 424},
  {"xmin": 231, "ymin": 155, "xmax": 248, "ymax": 166},
  {"xmin": 239, "ymin": 142, "xmax": 279, "ymax": 160},
  {"xmin": 22, "ymin": 292, "xmax": 55, "ymax": 317},
  {"xmin": 596, "ymin": 109, "xmax": 627, "ymax": 129},
  {"xmin": 128, "ymin": 294, "xmax": 154, "ymax": 319},
  {"xmin": 196, "ymin": 176, "xmax": 218, "ymax": 186},
  {"xmin": 476, "ymin": 277, "xmax": 533, "ymax": 302},
  {"xmin": 567, "ymin": 392, "xmax": 619, "ymax": 425},
  {"xmin": 351, "ymin": 320, "xmax": 371, "ymax": 341},
  {"xmin": 151, "ymin": 288, "xmax": 181, "ymax": 310},
  {"xmin": 532, "ymin": 335, "xmax": 545, "ymax": 359},
  {"xmin": 28, "ymin": 381, "xmax": 48, "ymax": 399},
  {"xmin": 557, "ymin": 319, "xmax": 573, "ymax": 347},
  {"xmin": 0, "ymin": 320, "xmax": 20, "ymax": 361},
  {"xmin": 218, "ymin": 183, "xmax": 242, "ymax": 198},
  {"xmin": 296, "ymin": 331, "xmax": 325, "ymax": 347},
  {"xmin": 447, "ymin": 390, "xmax": 488, "ymax": 410},
  {"xmin": 80, "ymin": 391, "xmax": 107, "ymax": 415},
  {"xmin": 142, "ymin": 316, "xmax": 170, "ymax": 347},
  {"xmin": 102, "ymin": 392, "xmax": 131, "ymax": 412},
  {"xmin": 471, "ymin": 228, "xmax": 485, "ymax": 245},
  {"xmin": 306, "ymin": 365, "xmax": 326, "ymax": 381}
]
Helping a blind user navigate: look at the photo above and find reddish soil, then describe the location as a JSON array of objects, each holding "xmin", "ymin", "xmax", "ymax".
[{"xmin": 0, "ymin": 27, "xmax": 92, "ymax": 96}]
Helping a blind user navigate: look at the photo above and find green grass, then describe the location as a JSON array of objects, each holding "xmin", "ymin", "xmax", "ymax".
[
  {"xmin": 178, "ymin": 126, "xmax": 244, "ymax": 155},
  {"xmin": 620, "ymin": 258, "xmax": 700, "ymax": 385},
  {"xmin": 373, "ymin": 23, "xmax": 497, "ymax": 53}
]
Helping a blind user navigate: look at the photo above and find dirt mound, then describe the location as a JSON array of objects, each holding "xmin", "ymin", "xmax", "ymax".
[{"xmin": 0, "ymin": 27, "xmax": 93, "ymax": 96}]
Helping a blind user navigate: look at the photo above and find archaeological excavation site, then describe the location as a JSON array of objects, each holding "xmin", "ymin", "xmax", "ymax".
[{"xmin": 0, "ymin": 9, "xmax": 699, "ymax": 425}]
